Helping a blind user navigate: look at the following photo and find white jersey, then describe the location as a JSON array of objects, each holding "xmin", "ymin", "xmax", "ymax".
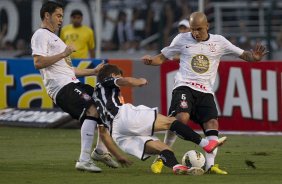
[
  {"xmin": 31, "ymin": 28, "xmax": 80, "ymax": 101},
  {"xmin": 161, "ymin": 33, "xmax": 244, "ymax": 94}
]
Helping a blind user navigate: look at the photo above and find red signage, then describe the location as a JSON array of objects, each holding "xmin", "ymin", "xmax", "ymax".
[{"xmin": 161, "ymin": 61, "xmax": 282, "ymax": 131}]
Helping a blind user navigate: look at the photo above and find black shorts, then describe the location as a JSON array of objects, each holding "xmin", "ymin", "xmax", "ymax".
[
  {"xmin": 55, "ymin": 82, "xmax": 95, "ymax": 121},
  {"xmin": 168, "ymin": 86, "xmax": 218, "ymax": 125}
]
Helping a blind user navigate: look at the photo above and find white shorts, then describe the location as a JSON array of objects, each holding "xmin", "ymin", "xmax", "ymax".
[{"xmin": 112, "ymin": 103, "xmax": 159, "ymax": 160}]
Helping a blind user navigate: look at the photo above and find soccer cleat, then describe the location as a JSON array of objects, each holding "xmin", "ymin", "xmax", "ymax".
[
  {"xmin": 173, "ymin": 164, "xmax": 189, "ymax": 175},
  {"xmin": 203, "ymin": 136, "xmax": 227, "ymax": 153},
  {"xmin": 206, "ymin": 164, "xmax": 228, "ymax": 175},
  {"xmin": 218, "ymin": 136, "xmax": 227, "ymax": 146},
  {"xmin": 91, "ymin": 149, "xmax": 119, "ymax": 168},
  {"xmin": 75, "ymin": 160, "xmax": 102, "ymax": 172},
  {"xmin": 173, "ymin": 164, "xmax": 204, "ymax": 175},
  {"xmin": 151, "ymin": 158, "xmax": 164, "ymax": 174}
]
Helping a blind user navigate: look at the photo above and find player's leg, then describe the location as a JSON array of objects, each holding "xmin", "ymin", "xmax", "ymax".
[
  {"xmin": 154, "ymin": 114, "xmax": 222, "ymax": 153},
  {"xmin": 145, "ymin": 140, "xmax": 204, "ymax": 175},
  {"xmin": 203, "ymin": 120, "xmax": 227, "ymax": 174},
  {"xmin": 56, "ymin": 83, "xmax": 101, "ymax": 172},
  {"xmin": 75, "ymin": 104, "xmax": 104, "ymax": 172},
  {"xmin": 193, "ymin": 92, "xmax": 227, "ymax": 174}
]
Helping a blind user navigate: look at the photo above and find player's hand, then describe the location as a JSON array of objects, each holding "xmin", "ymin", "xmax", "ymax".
[
  {"xmin": 93, "ymin": 60, "xmax": 105, "ymax": 75},
  {"xmin": 141, "ymin": 55, "xmax": 153, "ymax": 65},
  {"xmin": 138, "ymin": 78, "xmax": 148, "ymax": 87},
  {"xmin": 116, "ymin": 156, "xmax": 133, "ymax": 167},
  {"xmin": 251, "ymin": 43, "xmax": 268, "ymax": 61},
  {"xmin": 63, "ymin": 45, "xmax": 76, "ymax": 57}
]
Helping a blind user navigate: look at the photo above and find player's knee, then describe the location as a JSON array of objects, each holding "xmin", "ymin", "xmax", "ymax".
[{"xmin": 176, "ymin": 112, "xmax": 189, "ymax": 124}]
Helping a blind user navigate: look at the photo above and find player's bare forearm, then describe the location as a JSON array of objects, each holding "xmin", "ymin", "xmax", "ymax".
[
  {"xmin": 141, "ymin": 53, "xmax": 167, "ymax": 66},
  {"xmin": 239, "ymin": 51, "xmax": 257, "ymax": 62},
  {"xmin": 74, "ymin": 61, "xmax": 104, "ymax": 77},
  {"xmin": 98, "ymin": 126, "xmax": 132, "ymax": 167},
  {"xmin": 116, "ymin": 77, "xmax": 148, "ymax": 87},
  {"xmin": 239, "ymin": 43, "xmax": 267, "ymax": 62},
  {"xmin": 98, "ymin": 126, "xmax": 121, "ymax": 158},
  {"xmin": 74, "ymin": 68, "xmax": 96, "ymax": 77}
]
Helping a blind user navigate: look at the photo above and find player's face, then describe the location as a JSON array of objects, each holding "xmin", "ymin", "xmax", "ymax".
[
  {"xmin": 189, "ymin": 21, "xmax": 209, "ymax": 42},
  {"xmin": 71, "ymin": 15, "xmax": 83, "ymax": 27},
  {"xmin": 48, "ymin": 8, "xmax": 63, "ymax": 32}
]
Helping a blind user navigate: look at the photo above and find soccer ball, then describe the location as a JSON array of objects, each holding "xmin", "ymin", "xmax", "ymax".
[{"xmin": 182, "ymin": 150, "xmax": 206, "ymax": 168}]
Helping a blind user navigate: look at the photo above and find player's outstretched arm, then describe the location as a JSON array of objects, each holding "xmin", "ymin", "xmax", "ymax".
[
  {"xmin": 141, "ymin": 53, "xmax": 167, "ymax": 66},
  {"xmin": 116, "ymin": 77, "xmax": 148, "ymax": 87},
  {"xmin": 98, "ymin": 126, "xmax": 133, "ymax": 167},
  {"xmin": 239, "ymin": 43, "xmax": 268, "ymax": 62},
  {"xmin": 74, "ymin": 61, "xmax": 105, "ymax": 77}
]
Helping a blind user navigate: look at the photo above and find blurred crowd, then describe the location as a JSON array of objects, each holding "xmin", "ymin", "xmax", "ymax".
[{"xmin": 1, "ymin": 0, "xmax": 282, "ymax": 56}]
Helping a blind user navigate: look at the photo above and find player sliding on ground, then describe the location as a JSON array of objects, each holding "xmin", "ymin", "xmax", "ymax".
[{"xmin": 93, "ymin": 64, "xmax": 227, "ymax": 175}]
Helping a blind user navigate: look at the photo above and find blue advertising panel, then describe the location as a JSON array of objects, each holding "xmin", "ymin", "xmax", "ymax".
[{"xmin": 0, "ymin": 58, "xmax": 103, "ymax": 109}]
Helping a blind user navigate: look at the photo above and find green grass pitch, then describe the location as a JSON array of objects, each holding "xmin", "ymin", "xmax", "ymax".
[{"xmin": 0, "ymin": 127, "xmax": 282, "ymax": 184}]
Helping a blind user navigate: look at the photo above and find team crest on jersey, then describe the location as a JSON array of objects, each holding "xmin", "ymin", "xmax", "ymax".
[
  {"xmin": 191, "ymin": 54, "xmax": 209, "ymax": 74},
  {"xmin": 180, "ymin": 100, "xmax": 188, "ymax": 108},
  {"xmin": 64, "ymin": 56, "xmax": 73, "ymax": 67},
  {"xmin": 208, "ymin": 43, "xmax": 216, "ymax": 52},
  {"xmin": 82, "ymin": 93, "xmax": 91, "ymax": 101}
]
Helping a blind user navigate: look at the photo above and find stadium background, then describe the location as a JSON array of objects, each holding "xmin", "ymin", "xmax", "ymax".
[{"xmin": 0, "ymin": 0, "xmax": 282, "ymax": 132}]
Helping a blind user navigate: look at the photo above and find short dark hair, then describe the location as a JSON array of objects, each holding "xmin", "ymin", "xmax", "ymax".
[
  {"xmin": 40, "ymin": 1, "xmax": 63, "ymax": 20},
  {"xmin": 97, "ymin": 64, "xmax": 123, "ymax": 82},
  {"xmin": 71, "ymin": 9, "xmax": 83, "ymax": 17}
]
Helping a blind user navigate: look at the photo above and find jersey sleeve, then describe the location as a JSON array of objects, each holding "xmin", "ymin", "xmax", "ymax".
[
  {"xmin": 101, "ymin": 77, "xmax": 119, "ymax": 88},
  {"xmin": 220, "ymin": 35, "xmax": 244, "ymax": 57},
  {"xmin": 161, "ymin": 33, "xmax": 183, "ymax": 60},
  {"xmin": 31, "ymin": 31, "xmax": 49, "ymax": 56}
]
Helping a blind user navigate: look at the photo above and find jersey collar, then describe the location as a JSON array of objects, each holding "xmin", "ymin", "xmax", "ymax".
[{"xmin": 191, "ymin": 33, "xmax": 210, "ymax": 42}]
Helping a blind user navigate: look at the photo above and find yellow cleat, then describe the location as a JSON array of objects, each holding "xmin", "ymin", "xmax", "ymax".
[
  {"xmin": 207, "ymin": 164, "xmax": 228, "ymax": 175},
  {"xmin": 151, "ymin": 158, "xmax": 164, "ymax": 174}
]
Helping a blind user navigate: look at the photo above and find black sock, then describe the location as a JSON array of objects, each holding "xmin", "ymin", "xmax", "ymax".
[
  {"xmin": 169, "ymin": 120, "xmax": 202, "ymax": 145},
  {"xmin": 159, "ymin": 150, "xmax": 179, "ymax": 168},
  {"xmin": 204, "ymin": 129, "xmax": 219, "ymax": 137}
]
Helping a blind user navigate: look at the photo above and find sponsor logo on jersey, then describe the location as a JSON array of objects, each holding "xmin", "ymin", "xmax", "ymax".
[
  {"xmin": 186, "ymin": 81, "xmax": 208, "ymax": 91},
  {"xmin": 191, "ymin": 54, "xmax": 209, "ymax": 74}
]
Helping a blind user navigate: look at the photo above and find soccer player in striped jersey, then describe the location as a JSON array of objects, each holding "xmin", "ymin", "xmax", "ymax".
[
  {"xmin": 141, "ymin": 12, "xmax": 267, "ymax": 174},
  {"xmin": 93, "ymin": 64, "xmax": 227, "ymax": 175}
]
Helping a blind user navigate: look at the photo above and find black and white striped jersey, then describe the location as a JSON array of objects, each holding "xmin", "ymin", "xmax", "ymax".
[{"xmin": 93, "ymin": 77, "xmax": 124, "ymax": 127}]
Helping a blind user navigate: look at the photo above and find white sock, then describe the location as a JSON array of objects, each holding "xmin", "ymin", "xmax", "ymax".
[
  {"xmin": 79, "ymin": 119, "xmax": 97, "ymax": 162},
  {"xmin": 94, "ymin": 125, "xmax": 108, "ymax": 153},
  {"xmin": 164, "ymin": 130, "xmax": 177, "ymax": 147},
  {"xmin": 199, "ymin": 138, "xmax": 209, "ymax": 147},
  {"xmin": 205, "ymin": 136, "xmax": 218, "ymax": 171}
]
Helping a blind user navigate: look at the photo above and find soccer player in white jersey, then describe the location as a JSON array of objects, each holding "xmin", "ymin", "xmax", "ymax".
[
  {"xmin": 141, "ymin": 12, "xmax": 267, "ymax": 174},
  {"xmin": 94, "ymin": 64, "xmax": 227, "ymax": 175},
  {"xmin": 30, "ymin": 1, "xmax": 132, "ymax": 172}
]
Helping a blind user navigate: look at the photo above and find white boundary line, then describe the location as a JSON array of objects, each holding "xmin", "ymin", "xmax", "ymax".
[{"xmin": 156, "ymin": 131, "xmax": 282, "ymax": 136}]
